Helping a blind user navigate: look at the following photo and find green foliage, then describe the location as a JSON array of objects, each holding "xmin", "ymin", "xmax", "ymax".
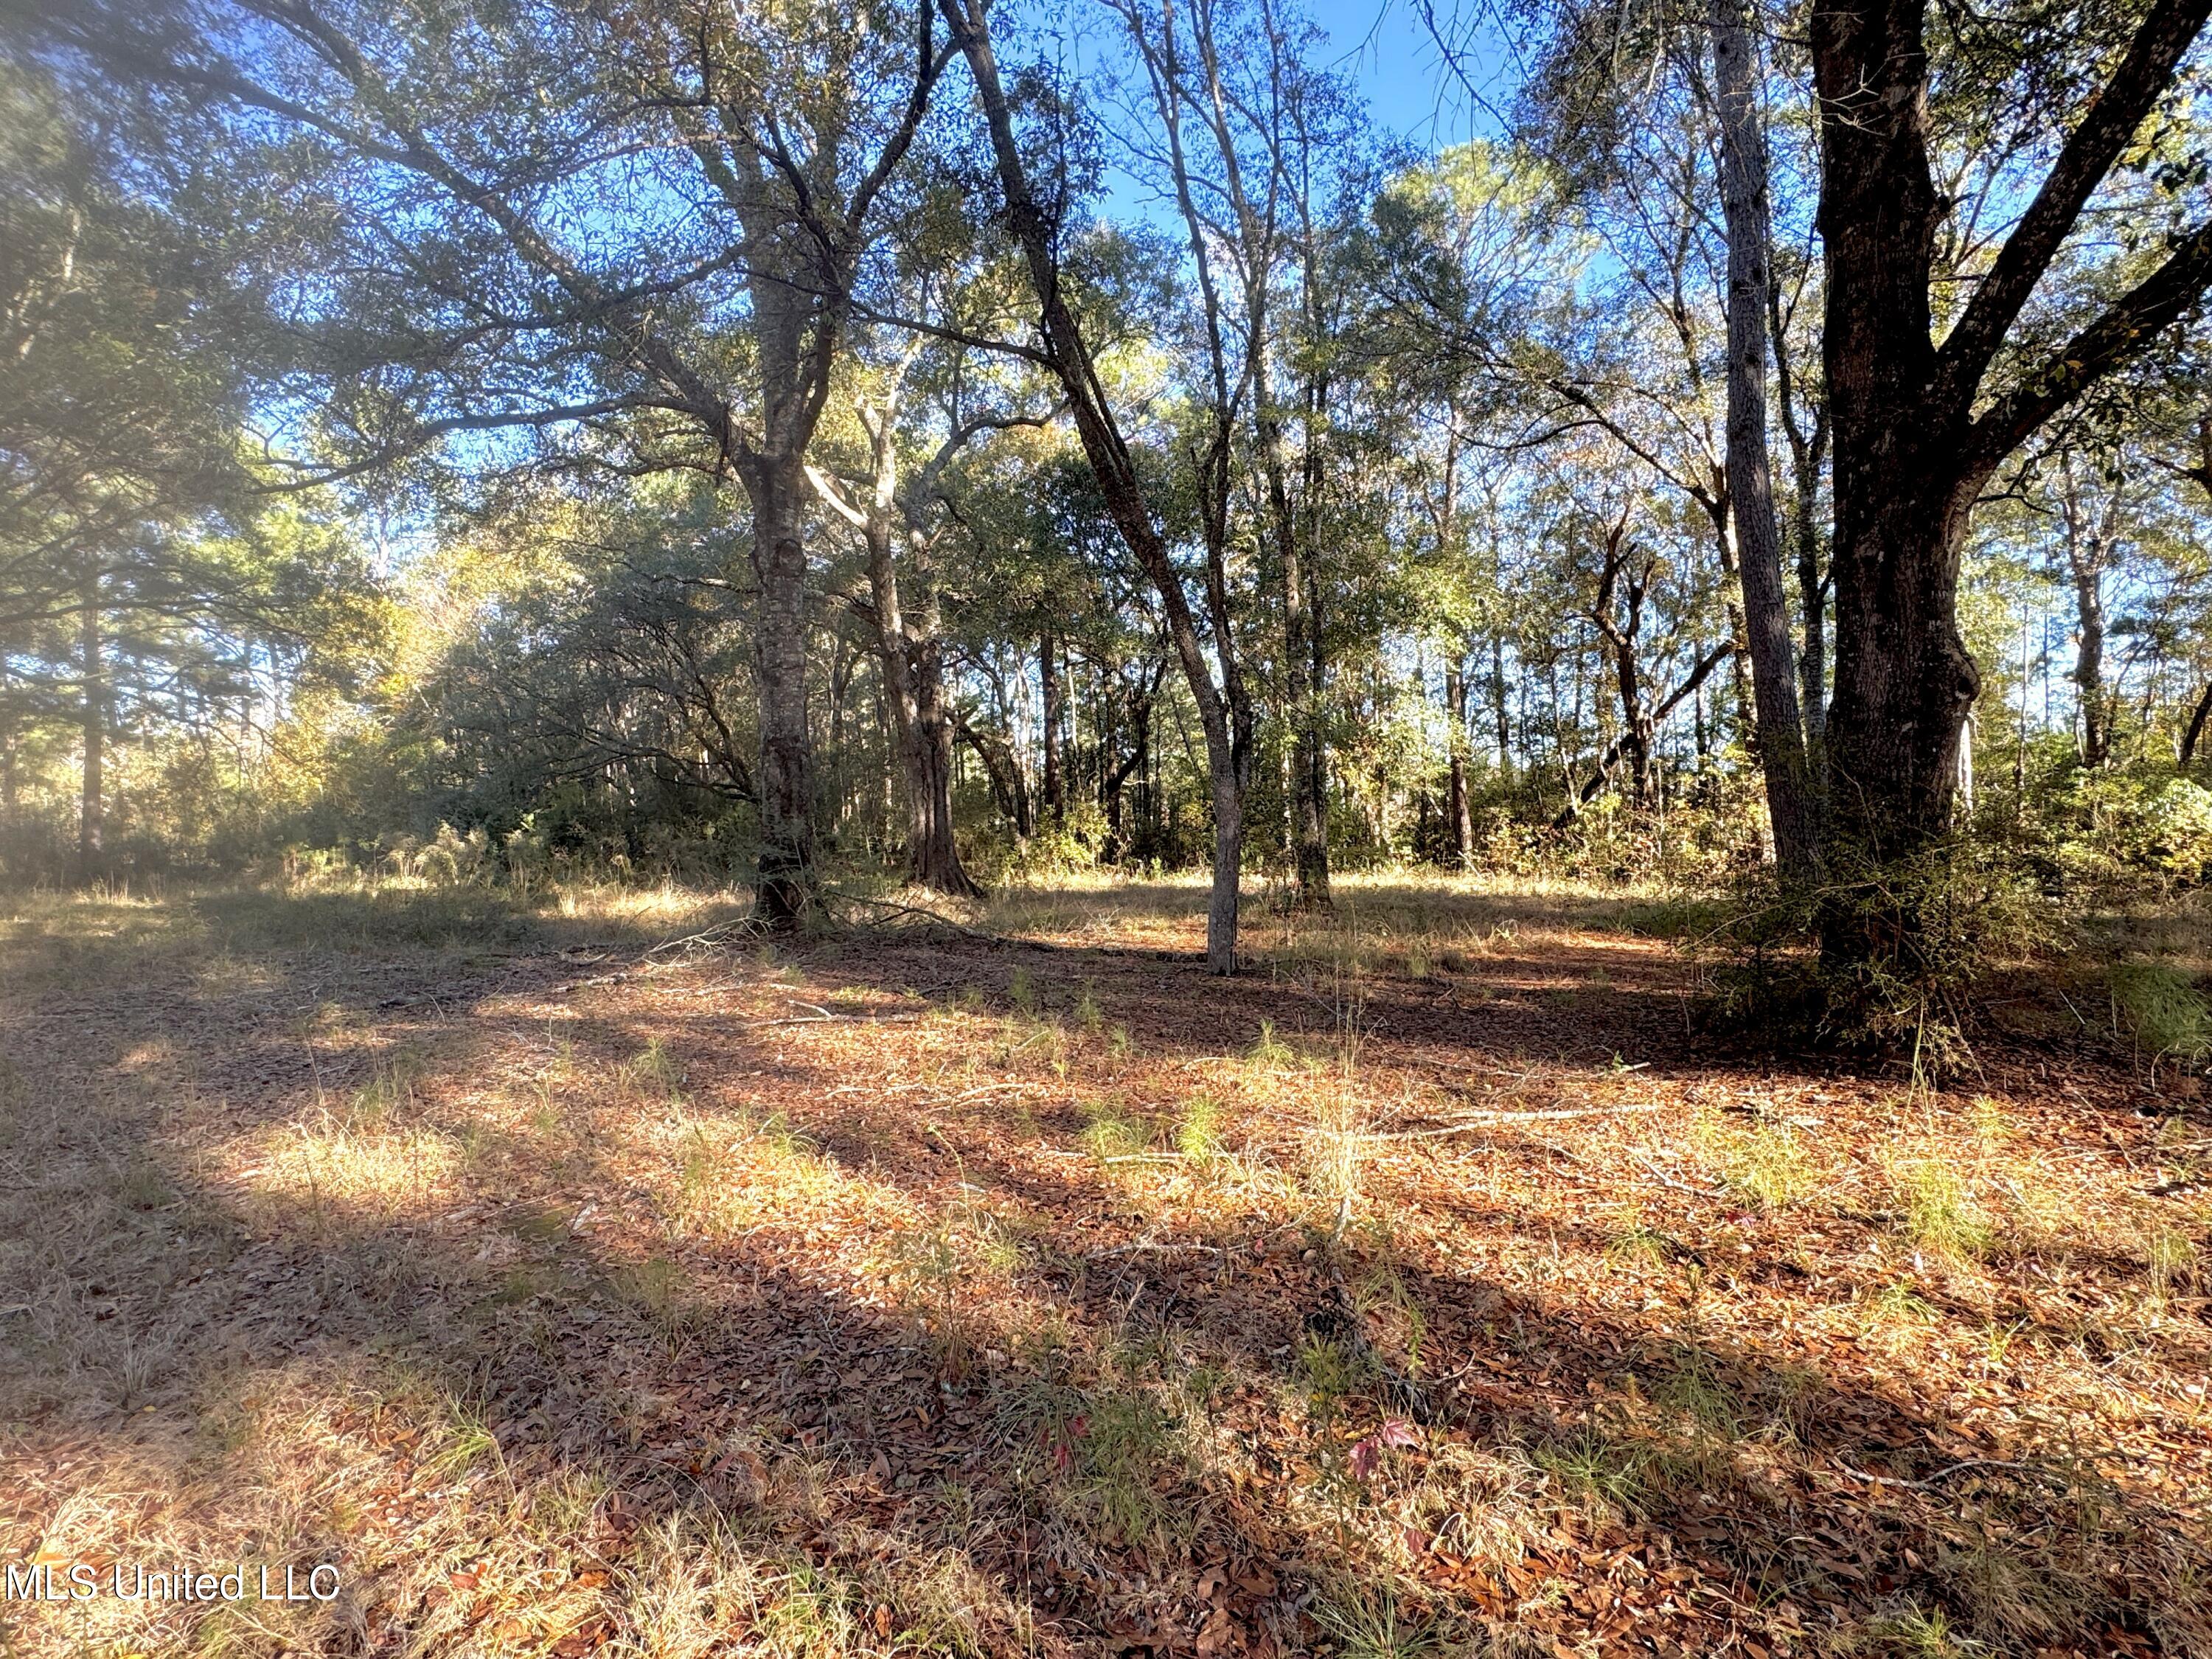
[
  {"xmin": 2042, "ymin": 770, "xmax": 2212, "ymax": 897},
  {"xmin": 2110, "ymin": 960, "xmax": 2212, "ymax": 1065},
  {"xmin": 1707, "ymin": 835, "xmax": 2059, "ymax": 1068}
]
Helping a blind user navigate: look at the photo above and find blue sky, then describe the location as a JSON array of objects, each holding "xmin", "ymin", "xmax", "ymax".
[
  {"xmin": 1301, "ymin": 0, "xmax": 1511, "ymax": 150},
  {"xmin": 1085, "ymin": 0, "xmax": 1513, "ymax": 228}
]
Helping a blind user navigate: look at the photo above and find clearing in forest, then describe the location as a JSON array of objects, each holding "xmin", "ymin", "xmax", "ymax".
[{"xmin": 1, "ymin": 874, "xmax": 2208, "ymax": 1658}]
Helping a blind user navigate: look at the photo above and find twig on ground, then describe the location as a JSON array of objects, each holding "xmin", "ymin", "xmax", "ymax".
[
  {"xmin": 825, "ymin": 891, "xmax": 1001, "ymax": 943},
  {"xmin": 1380, "ymin": 1101, "xmax": 1662, "ymax": 1138},
  {"xmin": 1634, "ymin": 1155, "xmax": 1730, "ymax": 1198},
  {"xmin": 1839, "ymin": 1456, "xmax": 2098, "ymax": 1494}
]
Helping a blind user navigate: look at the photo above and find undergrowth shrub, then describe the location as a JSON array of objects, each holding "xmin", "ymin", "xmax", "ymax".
[
  {"xmin": 2108, "ymin": 959, "xmax": 2212, "ymax": 1071},
  {"xmin": 1704, "ymin": 834, "xmax": 2058, "ymax": 1070}
]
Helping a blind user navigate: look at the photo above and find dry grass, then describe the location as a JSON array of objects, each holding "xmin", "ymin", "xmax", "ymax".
[{"xmin": 0, "ymin": 872, "xmax": 2208, "ymax": 1658}]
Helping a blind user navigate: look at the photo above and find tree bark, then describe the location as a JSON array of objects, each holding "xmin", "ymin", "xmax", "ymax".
[
  {"xmin": 1259, "ymin": 287, "xmax": 1328, "ymax": 905},
  {"xmin": 1490, "ymin": 634, "xmax": 1512, "ymax": 778},
  {"xmin": 1590, "ymin": 518, "xmax": 1657, "ymax": 808},
  {"xmin": 748, "ymin": 463, "xmax": 815, "ymax": 925},
  {"xmin": 957, "ymin": 713, "xmax": 1032, "ymax": 835},
  {"xmin": 825, "ymin": 376, "xmax": 983, "ymax": 899},
  {"xmin": 1040, "ymin": 629, "xmax": 1064, "ymax": 823},
  {"xmin": 1771, "ymin": 275, "xmax": 1830, "ymax": 745},
  {"xmin": 2059, "ymin": 453, "xmax": 2121, "ymax": 769},
  {"xmin": 79, "ymin": 566, "xmax": 102, "ymax": 880},
  {"xmin": 0, "ymin": 658, "xmax": 17, "ymax": 822},
  {"xmin": 858, "ymin": 516, "xmax": 975, "ymax": 896},
  {"xmin": 903, "ymin": 626, "xmax": 971, "ymax": 891},
  {"xmin": 1711, "ymin": 0, "xmax": 1819, "ymax": 876},
  {"xmin": 1555, "ymin": 644, "xmax": 1733, "ymax": 827},
  {"xmin": 1812, "ymin": 0, "xmax": 2212, "ymax": 902},
  {"xmin": 2070, "ymin": 565, "xmax": 2110, "ymax": 769},
  {"xmin": 2181, "ymin": 681, "xmax": 2212, "ymax": 767},
  {"xmin": 1445, "ymin": 660, "xmax": 1473, "ymax": 866}
]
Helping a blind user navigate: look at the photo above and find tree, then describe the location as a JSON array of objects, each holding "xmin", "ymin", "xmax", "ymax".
[
  {"xmin": 807, "ymin": 305, "xmax": 1060, "ymax": 896},
  {"xmin": 40, "ymin": 0, "xmax": 951, "ymax": 922},
  {"xmin": 1706, "ymin": 0, "xmax": 1816, "ymax": 873},
  {"xmin": 1810, "ymin": 0, "xmax": 2212, "ymax": 898},
  {"xmin": 940, "ymin": 0, "xmax": 1258, "ymax": 971}
]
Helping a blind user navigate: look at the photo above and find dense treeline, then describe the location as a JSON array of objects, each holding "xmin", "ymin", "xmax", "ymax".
[{"xmin": 7, "ymin": 0, "xmax": 2212, "ymax": 995}]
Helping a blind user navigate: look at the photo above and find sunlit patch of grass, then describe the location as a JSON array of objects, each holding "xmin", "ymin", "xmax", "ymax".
[
  {"xmin": 1891, "ymin": 1155, "xmax": 1994, "ymax": 1262},
  {"xmin": 1402, "ymin": 1439, "xmax": 1543, "ymax": 1573},
  {"xmin": 627, "ymin": 1034, "xmax": 683, "ymax": 1096},
  {"xmin": 1301, "ymin": 1090, "xmax": 1370, "ymax": 1237},
  {"xmin": 1175, "ymin": 1093, "xmax": 1223, "ymax": 1164},
  {"xmin": 2143, "ymin": 1220, "xmax": 2200, "ymax": 1301},
  {"xmin": 251, "ymin": 1110, "xmax": 462, "ymax": 1223},
  {"xmin": 1604, "ymin": 1206, "xmax": 1673, "ymax": 1270},
  {"xmin": 1310, "ymin": 1578, "xmax": 1444, "ymax": 1659},
  {"xmin": 1074, "ymin": 978, "xmax": 1104, "ymax": 1033},
  {"xmin": 347, "ymin": 1053, "xmax": 418, "ymax": 1131},
  {"xmin": 1248, "ymin": 1018, "xmax": 1298, "ymax": 1067},
  {"xmin": 668, "ymin": 1110, "xmax": 857, "ymax": 1239},
  {"xmin": 1653, "ymin": 1347, "xmax": 1744, "ymax": 1477},
  {"xmin": 1692, "ymin": 1110, "xmax": 1815, "ymax": 1210},
  {"xmin": 1856, "ymin": 1602, "xmax": 1981, "ymax": 1657},
  {"xmin": 754, "ymin": 1561, "xmax": 865, "ymax": 1656},
  {"xmin": 1865, "ymin": 1278, "xmax": 1939, "ymax": 1327},
  {"xmin": 1531, "ymin": 1425, "xmax": 1648, "ymax": 1518},
  {"xmin": 1295, "ymin": 1326, "xmax": 1379, "ymax": 1427},
  {"xmin": 1079, "ymin": 1100, "xmax": 1153, "ymax": 1161}
]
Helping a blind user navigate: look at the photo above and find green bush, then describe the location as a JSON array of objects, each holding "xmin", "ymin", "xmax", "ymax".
[
  {"xmin": 1705, "ymin": 833, "xmax": 2059, "ymax": 1070},
  {"xmin": 2110, "ymin": 959, "xmax": 2212, "ymax": 1066}
]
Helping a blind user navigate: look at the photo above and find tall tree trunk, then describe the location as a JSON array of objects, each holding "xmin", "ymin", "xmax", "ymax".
[
  {"xmin": 957, "ymin": 714, "xmax": 1032, "ymax": 835},
  {"xmin": 1040, "ymin": 630, "xmax": 1064, "ymax": 823},
  {"xmin": 2181, "ymin": 680, "xmax": 2212, "ymax": 766},
  {"xmin": 1711, "ymin": 0, "xmax": 1819, "ymax": 875},
  {"xmin": 1490, "ymin": 634, "xmax": 1512, "ymax": 778},
  {"xmin": 1812, "ymin": 0, "xmax": 1977, "ymax": 879},
  {"xmin": 1794, "ymin": 494, "xmax": 1828, "ymax": 742},
  {"xmin": 2059, "ymin": 453, "xmax": 2122, "ymax": 770},
  {"xmin": 1589, "ymin": 515, "xmax": 1656, "ymax": 808},
  {"xmin": 1259, "ymin": 352, "xmax": 1327, "ymax": 905},
  {"xmin": 835, "ymin": 382, "xmax": 982, "ymax": 899},
  {"xmin": 1811, "ymin": 0, "xmax": 2212, "ymax": 906},
  {"xmin": 945, "ymin": 0, "xmax": 1248, "ymax": 970},
  {"xmin": 1, "ymin": 657, "xmax": 17, "ymax": 822},
  {"xmin": 79, "ymin": 566, "xmax": 102, "ymax": 880},
  {"xmin": 905, "ymin": 627, "xmax": 972, "ymax": 893},
  {"xmin": 858, "ymin": 511, "xmax": 977, "ymax": 896},
  {"xmin": 1445, "ymin": 660, "xmax": 1473, "ymax": 866},
  {"xmin": 750, "ymin": 465, "xmax": 815, "ymax": 925},
  {"xmin": 1957, "ymin": 709, "xmax": 1976, "ymax": 817},
  {"xmin": 1770, "ymin": 234, "xmax": 1831, "ymax": 748},
  {"xmin": 2072, "ymin": 563, "xmax": 2110, "ymax": 768}
]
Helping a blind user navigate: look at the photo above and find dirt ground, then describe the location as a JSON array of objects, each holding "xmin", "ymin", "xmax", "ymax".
[{"xmin": 1, "ymin": 873, "xmax": 2208, "ymax": 1658}]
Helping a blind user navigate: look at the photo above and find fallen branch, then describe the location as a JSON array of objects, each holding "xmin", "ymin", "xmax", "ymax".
[
  {"xmin": 736, "ymin": 1011, "xmax": 924, "ymax": 1029},
  {"xmin": 548, "ymin": 971, "xmax": 631, "ymax": 993},
  {"xmin": 2145, "ymin": 1173, "xmax": 2209, "ymax": 1197},
  {"xmin": 1839, "ymin": 1456, "xmax": 2097, "ymax": 1495},
  {"xmin": 824, "ymin": 891, "xmax": 1001, "ymax": 943},
  {"xmin": 1381, "ymin": 1101, "xmax": 1663, "ymax": 1138},
  {"xmin": 1634, "ymin": 1155, "xmax": 1730, "ymax": 1199}
]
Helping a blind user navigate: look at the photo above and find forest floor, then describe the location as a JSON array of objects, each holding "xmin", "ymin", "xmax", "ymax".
[{"xmin": 1, "ymin": 872, "xmax": 2209, "ymax": 1659}]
